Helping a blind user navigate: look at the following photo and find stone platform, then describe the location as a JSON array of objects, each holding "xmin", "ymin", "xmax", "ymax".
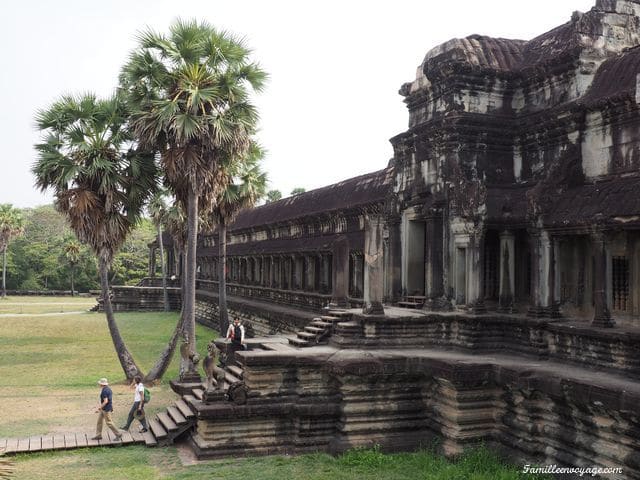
[{"xmin": 188, "ymin": 311, "xmax": 640, "ymax": 479}]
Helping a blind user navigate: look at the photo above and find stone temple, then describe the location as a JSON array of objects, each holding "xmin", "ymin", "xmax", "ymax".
[{"xmin": 130, "ymin": 1, "xmax": 640, "ymax": 477}]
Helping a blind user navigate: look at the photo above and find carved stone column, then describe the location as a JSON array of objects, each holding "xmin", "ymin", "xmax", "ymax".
[
  {"xmin": 330, "ymin": 236, "xmax": 350, "ymax": 308},
  {"xmin": 528, "ymin": 230, "xmax": 557, "ymax": 317},
  {"xmin": 498, "ymin": 231, "xmax": 515, "ymax": 312},
  {"xmin": 467, "ymin": 231, "xmax": 486, "ymax": 314},
  {"xmin": 363, "ymin": 214, "xmax": 385, "ymax": 315},
  {"xmin": 592, "ymin": 232, "xmax": 615, "ymax": 327},
  {"xmin": 425, "ymin": 215, "xmax": 444, "ymax": 302},
  {"xmin": 386, "ymin": 218, "xmax": 402, "ymax": 303}
]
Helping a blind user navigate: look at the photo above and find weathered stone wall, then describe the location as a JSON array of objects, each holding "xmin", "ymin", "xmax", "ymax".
[
  {"xmin": 189, "ymin": 348, "xmax": 640, "ymax": 479},
  {"xmin": 194, "ymin": 290, "xmax": 316, "ymax": 336},
  {"xmin": 108, "ymin": 286, "xmax": 181, "ymax": 312},
  {"xmin": 330, "ymin": 312, "xmax": 640, "ymax": 379}
]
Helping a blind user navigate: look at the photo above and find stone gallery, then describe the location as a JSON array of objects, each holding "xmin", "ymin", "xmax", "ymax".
[{"xmin": 137, "ymin": 1, "xmax": 640, "ymax": 476}]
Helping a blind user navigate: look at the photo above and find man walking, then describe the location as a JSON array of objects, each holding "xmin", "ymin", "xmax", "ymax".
[
  {"xmin": 121, "ymin": 375, "xmax": 148, "ymax": 433},
  {"xmin": 92, "ymin": 378, "xmax": 122, "ymax": 441}
]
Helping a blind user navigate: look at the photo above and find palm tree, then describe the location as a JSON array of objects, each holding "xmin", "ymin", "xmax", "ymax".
[
  {"xmin": 148, "ymin": 191, "xmax": 169, "ymax": 311},
  {"xmin": 0, "ymin": 204, "xmax": 24, "ymax": 298},
  {"xmin": 211, "ymin": 143, "xmax": 267, "ymax": 334},
  {"xmin": 121, "ymin": 19, "xmax": 267, "ymax": 364},
  {"xmin": 33, "ymin": 93, "xmax": 158, "ymax": 380},
  {"xmin": 64, "ymin": 239, "xmax": 81, "ymax": 296},
  {"xmin": 265, "ymin": 190, "xmax": 282, "ymax": 203}
]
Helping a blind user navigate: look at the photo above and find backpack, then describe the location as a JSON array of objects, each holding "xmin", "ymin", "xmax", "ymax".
[{"xmin": 143, "ymin": 387, "xmax": 151, "ymax": 404}]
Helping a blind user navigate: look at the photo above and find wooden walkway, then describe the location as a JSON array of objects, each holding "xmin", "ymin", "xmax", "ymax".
[{"xmin": 0, "ymin": 429, "xmax": 146, "ymax": 454}]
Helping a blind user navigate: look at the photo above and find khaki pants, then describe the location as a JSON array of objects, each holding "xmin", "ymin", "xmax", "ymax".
[{"xmin": 96, "ymin": 410, "xmax": 120, "ymax": 437}]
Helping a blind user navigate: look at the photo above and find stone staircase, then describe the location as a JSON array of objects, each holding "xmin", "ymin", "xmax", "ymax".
[{"xmin": 288, "ymin": 310, "xmax": 352, "ymax": 347}]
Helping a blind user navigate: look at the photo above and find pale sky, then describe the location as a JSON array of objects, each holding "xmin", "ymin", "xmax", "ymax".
[{"xmin": 1, "ymin": 0, "xmax": 596, "ymax": 207}]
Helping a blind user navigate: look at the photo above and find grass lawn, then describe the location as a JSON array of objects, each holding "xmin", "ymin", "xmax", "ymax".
[
  {"xmin": 0, "ymin": 296, "xmax": 96, "ymax": 315},
  {"xmin": 1, "ymin": 297, "xmax": 550, "ymax": 479}
]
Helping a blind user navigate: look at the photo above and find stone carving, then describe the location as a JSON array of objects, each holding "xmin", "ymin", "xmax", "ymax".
[{"xmin": 202, "ymin": 340, "xmax": 226, "ymax": 391}]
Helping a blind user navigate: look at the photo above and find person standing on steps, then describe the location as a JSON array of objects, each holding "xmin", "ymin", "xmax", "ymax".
[
  {"xmin": 120, "ymin": 375, "xmax": 148, "ymax": 433},
  {"xmin": 92, "ymin": 378, "xmax": 122, "ymax": 441}
]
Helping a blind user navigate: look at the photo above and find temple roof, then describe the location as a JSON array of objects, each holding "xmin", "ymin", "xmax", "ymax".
[
  {"xmin": 545, "ymin": 174, "xmax": 640, "ymax": 228},
  {"xmin": 421, "ymin": 35, "xmax": 526, "ymax": 73},
  {"xmin": 229, "ymin": 168, "xmax": 393, "ymax": 232},
  {"xmin": 581, "ymin": 46, "xmax": 640, "ymax": 105}
]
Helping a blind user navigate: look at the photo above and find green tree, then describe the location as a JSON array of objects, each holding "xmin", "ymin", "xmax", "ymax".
[
  {"xmin": 34, "ymin": 92, "xmax": 157, "ymax": 380},
  {"xmin": 290, "ymin": 187, "xmax": 306, "ymax": 196},
  {"xmin": 0, "ymin": 204, "xmax": 24, "ymax": 298},
  {"xmin": 211, "ymin": 143, "xmax": 267, "ymax": 333},
  {"xmin": 265, "ymin": 189, "xmax": 282, "ymax": 203},
  {"xmin": 64, "ymin": 239, "xmax": 81, "ymax": 296},
  {"xmin": 121, "ymin": 19, "xmax": 267, "ymax": 366}
]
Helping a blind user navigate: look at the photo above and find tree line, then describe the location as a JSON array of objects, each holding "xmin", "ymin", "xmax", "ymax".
[{"xmin": 0, "ymin": 204, "xmax": 157, "ymax": 296}]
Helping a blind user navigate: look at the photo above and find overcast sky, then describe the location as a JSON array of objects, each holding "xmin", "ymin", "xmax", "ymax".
[{"xmin": 1, "ymin": 0, "xmax": 596, "ymax": 208}]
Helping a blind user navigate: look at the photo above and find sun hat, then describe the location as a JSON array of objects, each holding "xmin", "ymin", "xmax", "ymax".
[{"xmin": 98, "ymin": 378, "xmax": 109, "ymax": 386}]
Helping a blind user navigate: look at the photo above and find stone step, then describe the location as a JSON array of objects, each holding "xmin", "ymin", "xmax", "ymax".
[
  {"xmin": 320, "ymin": 315, "xmax": 341, "ymax": 322},
  {"xmin": 327, "ymin": 310, "xmax": 351, "ymax": 317},
  {"xmin": 297, "ymin": 331, "xmax": 317, "ymax": 339},
  {"xmin": 311, "ymin": 320, "xmax": 332, "ymax": 328},
  {"xmin": 305, "ymin": 326, "xmax": 325, "ymax": 333},
  {"xmin": 225, "ymin": 371, "xmax": 241, "ymax": 385},
  {"xmin": 227, "ymin": 365, "xmax": 244, "ymax": 379},
  {"xmin": 175, "ymin": 399, "xmax": 195, "ymax": 419},
  {"xmin": 288, "ymin": 337, "xmax": 310, "ymax": 348},
  {"xmin": 148, "ymin": 418, "xmax": 168, "ymax": 440},
  {"xmin": 167, "ymin": 406, "xmax": 187, "ymax": 425},
  {"xmin": 192, "ymin": 388, "xmax": 204, "ymax": 400},
  {"xmin": 157, "ymin": 411, "xmax": 178, "ymax": 432}
]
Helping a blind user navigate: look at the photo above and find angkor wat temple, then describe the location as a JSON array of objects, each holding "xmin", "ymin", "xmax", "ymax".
[
  {"xmin": 134, "ymin": 1, "xmax": 640, "ymax": 477},
  {"xmin": 191, "ymin": 0, "xmax": 640, "ymax": 329}
]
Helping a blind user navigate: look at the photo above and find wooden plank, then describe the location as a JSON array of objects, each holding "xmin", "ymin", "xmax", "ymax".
[
  {"xmin": 129, "ymin": 429, "xmax": 144, "ymax": 443},
  {"xmin": 75, "ymin": 433, "xmax": 88, "ymax": 448},
  {"xmin": 143, "ymin": 430, "xmax": 157, "ymax": 447},
  {"xmin": 15, "ymin": 438, "xmax": 30, "ymax": 453},
  {"xmin": 120, "ymin": 431, "xmax": 134, "ymax": 444},
  {"xmin": 157, "ymin": 412, "xmax": 177, "ymax": 432},
  {"xmin": 53, "ymin": 434, "xmax": 66, "ymax": 450},
  {"xmin": 175, "ymin": 399, "xmax": 195, "ymax": 419},
  {"xmin": 192, "ymin": 388, "xmax": 204, "ymax": 400},
  {"xmin": 86, "ymin": 434, "xmax": 100, "ymax": 447},
  {"xmin": 28, "ymin": 436, "xmax": 41, "ymax": 452},
  {"xmin": 65, "ymin": 433, "xmax": 77, "ymax": 449},
  {"xmin": 4, "ymin": 438, "xmax": 18, "ymax": 454},
  {"xmin": 148, "ymin": 418, "xmax": 167, "ymax": 439},
  {"xmin": 167, "ymin": 406, "xmax": 187, "ymax": 425},
  {"xmin": 41, "ymin": 436, "xmax": 54, "ymax": 451}
]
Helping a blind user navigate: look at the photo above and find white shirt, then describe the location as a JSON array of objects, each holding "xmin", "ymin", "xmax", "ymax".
[{"xmin": 134, "ymin": 383, "xmax": 144, "ymax": 402}]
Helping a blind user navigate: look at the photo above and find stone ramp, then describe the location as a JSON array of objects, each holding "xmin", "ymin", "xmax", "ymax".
[{"xmin": 0, "ymin": 396, "xmax": 197, "ymax": 455}]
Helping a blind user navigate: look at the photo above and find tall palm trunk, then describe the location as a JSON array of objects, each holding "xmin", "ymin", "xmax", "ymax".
[
  {"xmin": 144, "ymin": 314, "xmax": 184, "ymax": 382},
  {"xmin": 157, "ymin": 224, "xmax": 168, "ymax": 312},
  {"xmin": 70, "ymin": 265, "xmax": 75, "ymax": 297},
  {"xmin": 218, "ymin": 222, "xmax": 229, "ymax": 334},
  {"xmin": 99, "ymin": 254, "xmax": 143, "ymax": 380},
  {"xmin": 183, "ymin": 190, "xmax": 198, "ymax": 353},
  {"xmin": 2, "ymin": 247, "xmax": 6, "ymax": 299}
]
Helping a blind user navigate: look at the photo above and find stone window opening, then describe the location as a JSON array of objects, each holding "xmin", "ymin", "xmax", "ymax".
[{"xmin": 612, "ymin": 256, "xmax": 630, "ymax": 312}]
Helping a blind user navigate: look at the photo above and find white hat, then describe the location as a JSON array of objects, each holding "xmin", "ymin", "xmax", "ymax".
[{"xmin": 98, "ymin": 378, "xmax": 109, "ymax": 386}]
